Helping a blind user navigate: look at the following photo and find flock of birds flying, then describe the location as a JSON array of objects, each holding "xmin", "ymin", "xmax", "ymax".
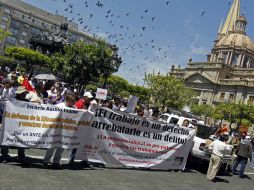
[{"xmin": 50, "ymin": 0, "xmax": 234, "ymax": 84}]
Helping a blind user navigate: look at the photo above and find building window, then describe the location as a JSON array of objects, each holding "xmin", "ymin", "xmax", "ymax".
[
  {"xmin": 248, "ymin": 96, "xmax": 254, "ymax": 105},
  {"xmin": 10, "ymin": 28, "xmax": 19, "ymax": 36},
  {"xmin": 24, "ymin": 24, "xmax": 29, "ymax": 29},
  {"xmin": 19, "ymin": 39, "xmax": 25, "ymax": 44},
  {"xmin": 31, "ymin": 27, "xmax": 41, "ymax": 35},
  {"xmin": 4, "ymin": 8, "xmax": 11, "ymax": 14},
  {"xmin": 21, "ymin": 31, "xmax": 27, "ymax": 36},
  {"xmin": 250, "ymin": 64, "xmax": 254, "ymax": 68},
  {"xmin": 232, "ymin": 54, "xmax": 239, "ymax": 66},
  {"xmin": 242, "ymin": 56, "xmax": 249, "ymax": 68},
  {"xmin": 229, "ymin": 94, "xmax": 235, "ymax": 101},
  {"xmin": 220, "ymin": 93, "xmax": 225, "ymax": 100},
  {"xmin": 6, "ymin": 36, "xmax": 17, "ymax": 45},
  {"xmin": 10, "ymin": 20, "xmax": 21, "ymax": 29},
  {"xmin": 2, "ymin": 16, "xmax": 9, "ymax": 22},
  {"xmin": 223, "ymin": 53, "xmax": 228, "ymax": 63}
]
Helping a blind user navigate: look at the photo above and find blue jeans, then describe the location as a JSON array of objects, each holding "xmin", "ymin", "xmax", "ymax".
[
  {"xmin": 232, "ymin": 155, "xmax": 248, "ymax": 177},
  {"xmin": 250, "ymin": 152, "xmax": 254, "ymax": 167},
  {"xmin": 69, "ymin": 148, "xmax": 77, "ymax": 162}
]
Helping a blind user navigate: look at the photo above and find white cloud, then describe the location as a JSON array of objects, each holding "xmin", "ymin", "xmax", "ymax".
[{"xmin": 190, "ymin": 33, "xmax": 209, "ymax": 55}]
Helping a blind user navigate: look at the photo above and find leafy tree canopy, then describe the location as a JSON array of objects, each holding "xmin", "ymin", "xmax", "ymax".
[
  {"xmin": 5, "ymin": 47, "xmax": 50, "ymax": 74},
  {"xmin": 0, "ymin": 28, "xmax": 11, "ymax": 41},
  {"xmin": 145, "ymin": 74, "xmax": 196, "ymax": 109}
]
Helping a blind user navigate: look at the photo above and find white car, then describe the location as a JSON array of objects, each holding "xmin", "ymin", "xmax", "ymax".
[{"xmin": 157, "ymin": 113, "xmax": 233, "ymax": 164}]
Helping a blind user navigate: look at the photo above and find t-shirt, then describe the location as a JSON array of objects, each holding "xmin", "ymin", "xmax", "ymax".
[
  {"xmin": 75, "ymin": 99, "xmax": 85, "ymax": 109},
  {"xmin": 209, "ymin": 139, "xmax": 231, "ymax": 157}
]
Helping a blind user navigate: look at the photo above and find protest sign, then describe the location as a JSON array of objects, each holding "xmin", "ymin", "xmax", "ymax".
[
  {"xmin": 76, "ymin": 106, "xmax": 195, "ymax": 170},
  {"xmin": 0, "ymin": 100, "xmax": 94, "ymax": 149},
  {"xmin": 125, "ymin": 95, "xmax": 138, "ymax": 113},
  {"xmin": 96, "ymin": 88, "xmax": 108, "ymax": 100}
]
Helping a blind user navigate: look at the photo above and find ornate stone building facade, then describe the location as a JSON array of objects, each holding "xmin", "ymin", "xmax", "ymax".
[
  {"xmin": 170, "ymin": 0, "xmax": 254, "ymax": 106},
  {"xmin": 0, "ymin": 0, "xmax": 118, "ymax": 54}
]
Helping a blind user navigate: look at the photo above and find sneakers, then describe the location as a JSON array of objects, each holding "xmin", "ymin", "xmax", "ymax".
[
  {"xmin": 81, "ymin": 161, "xmax": 90, "ymax": 168},
  {"xmin": 0, "ymin": 155, "xmax": 10, "ymax": 163},
  {"xmin": 68, "ymin": 160, "xmax": 75, "ymax": 166}
]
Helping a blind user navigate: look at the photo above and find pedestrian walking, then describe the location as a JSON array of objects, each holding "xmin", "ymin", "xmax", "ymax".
[
  {"xmin": 206, "ymin": 134, "xmax": 231, "ymax": 182},
  {"xmin": 232, "ymin": 135, "xmax": 252, "ymax": 178},
  {"xmin": 250, "ymin": 137, "xmax": 254, "ymax": 169}
]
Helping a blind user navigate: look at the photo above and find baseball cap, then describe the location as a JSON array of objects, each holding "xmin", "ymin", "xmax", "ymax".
[{"xmin": 83, "ymin": 91, "xmax": 93, "ymax": 98}]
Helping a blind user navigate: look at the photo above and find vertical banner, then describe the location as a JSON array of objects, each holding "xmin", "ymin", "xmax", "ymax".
[{"xmin": 76, "ymin": 106, "xmax": 195, "ymax": 170}]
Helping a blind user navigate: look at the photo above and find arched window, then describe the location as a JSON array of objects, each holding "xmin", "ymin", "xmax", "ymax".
[
  {"xmin": 242, "ymin": 56, "xmax": 249, "ymax": 68},
  {"xmin": 232, "ymin": 54, "xmax": 239, "ymax": 66},
  {"xmin": 249, "ymin": 59, "xmax": 254, "ymax": 68}
]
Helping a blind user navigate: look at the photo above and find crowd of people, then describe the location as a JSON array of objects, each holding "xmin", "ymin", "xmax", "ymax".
[
  {"xmin": 0, "ymin": 70, "xmax": 160, "ymax": 168},
  {"xmin": 206, "ymin": 124, "xmax": 254, "ymax": 181},
  {"xmin": 0, "ymin": 70, "xmax": 253, "ymax": 179}
]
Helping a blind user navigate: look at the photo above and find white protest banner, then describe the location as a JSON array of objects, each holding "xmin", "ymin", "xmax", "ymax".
[
  {"xmin": 0, "ymin": 100, "xmax": 94, "ymax": 149},
  {"xmin": 96, "ymin": 88, "xmax": 108, "ymax": 100},
  {"xmin": 76, "ymin": 106, "xmax": 195, "ymax": 170}
]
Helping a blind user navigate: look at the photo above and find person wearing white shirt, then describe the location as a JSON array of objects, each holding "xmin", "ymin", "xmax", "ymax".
[
  {"xmin": 0, "ymin": 78, "xmax": 15, "ymax": 122},
  {"xmin": 207, "ymin": 135, "xmax": 231, "ymax": 182}
]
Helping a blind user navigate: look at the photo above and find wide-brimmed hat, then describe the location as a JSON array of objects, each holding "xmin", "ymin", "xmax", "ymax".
[{"xmin": 16, "ymin": 86, "xmax": 28, "ymax": 94}]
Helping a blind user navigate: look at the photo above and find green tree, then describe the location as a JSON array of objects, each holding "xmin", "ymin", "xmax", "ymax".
[
  {"xmin": 107, "ymin": 75, "xmax": 128, "ymax": 98},
  {"xmin": 63, "ymin": 41, "xmax": 99, "ymax": 90},
  {"xmin": 211, "ymin": 103, "xmax": 254, "ymax": 132},
  {"xmin": 0, "ymin": 28, "xmax": 11, "ymax": 41},
  {"xmin": 0, "ymin": 55, "xmax": 15, "ymax": 71},
  {"xmin": 5, "ymin": 47, "xmax": 51, "ymax": 75},
  {"xmin": 191, "ymin": 104, "xmax": 213, "ymax": 117},
  {"xmin": 127, "ymin": 84, "xmax": 150, "ymax": 103},
  {"xmin": 191, "ymin": 104, "xmax": 214, "ymax": 124},
  {"xmin": 49, "ymin": 52, "xmax": 67, "ymax": 75},
  {"xmin": 145, "ymin": 74, "xmax": 196, "ymax": 109}
]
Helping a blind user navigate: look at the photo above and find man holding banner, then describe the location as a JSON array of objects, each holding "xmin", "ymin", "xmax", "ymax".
[
  {"xmin": 43, "ymin": 94, "xmax": 76, "ymax": 168},
  {"xmin": 0, "ymin": 86, "xmax": 29, "ymax": 164},
  {"xmin": 1, "ymin": 98, "xmax": 195, "ymax": 171}
]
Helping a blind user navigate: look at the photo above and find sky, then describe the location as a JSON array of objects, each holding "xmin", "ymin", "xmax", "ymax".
[{"xmin": 22, "ymin": 0, "xmax": 254, "ymax": 85}]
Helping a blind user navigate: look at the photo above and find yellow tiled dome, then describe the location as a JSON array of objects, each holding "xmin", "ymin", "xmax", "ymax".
[{"xmin": 215, "ymin": 32, "xmax": 254, "ymax": 53}]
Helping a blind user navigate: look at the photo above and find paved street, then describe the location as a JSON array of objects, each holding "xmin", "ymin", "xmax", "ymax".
[{"xmin": 0, "ymin": 149, "xmax": 253, "ymax": 190}]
